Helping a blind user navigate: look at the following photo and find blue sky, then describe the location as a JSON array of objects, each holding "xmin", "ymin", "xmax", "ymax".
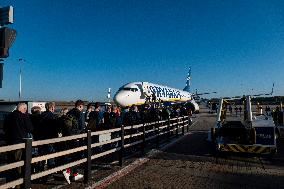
[{"xmin": 1, "ymin": 0, "xmax": 284, "ymax": 101}]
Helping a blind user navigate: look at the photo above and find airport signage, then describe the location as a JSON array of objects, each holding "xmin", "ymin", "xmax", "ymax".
[{"xmin": 148, "ymin": 85, "xmax": 181, "ymax": 99}]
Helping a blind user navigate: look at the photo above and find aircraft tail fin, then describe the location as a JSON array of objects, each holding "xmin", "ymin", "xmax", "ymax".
[
  {"xmin": 183, "ymin": 67, "xmax": 191, "ymax": 92},
  {"xmin": 270, "ymin": 83, "xmax": 274, "ymax": 95}
]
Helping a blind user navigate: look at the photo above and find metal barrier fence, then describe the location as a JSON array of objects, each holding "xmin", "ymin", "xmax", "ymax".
[{"xmin": 0, "ymin": 116, "xmax": 191, "ymax": 189}]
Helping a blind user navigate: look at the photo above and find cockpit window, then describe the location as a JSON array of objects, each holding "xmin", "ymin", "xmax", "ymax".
[{"xmin": 119, "ymin": 87, "xmax": 138, "ymax": 92}]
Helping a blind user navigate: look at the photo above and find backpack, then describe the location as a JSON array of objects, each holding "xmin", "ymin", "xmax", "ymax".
[
  {"xmin": 87, "ymin": 118, "xmax": 97, "ymax": 131},
  {"xmin": 61, "ymin": 114, "xmax": 78, "ymax": 135},
  {"xmin": 109, "ymin": 112, "xmax": 117, "ymax": 128}
]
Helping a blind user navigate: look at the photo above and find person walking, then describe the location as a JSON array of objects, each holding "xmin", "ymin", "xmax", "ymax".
[
  {"xmin": 234, "ymin": 106, "xmax": 238, "ymax": 116},
  {"xmin": 229, "ymin": 105, "xmax": 233, "ymax": 115},
  {"xmin": 239, "ymin": 106, "xmax": 242, "ymax": 116}
]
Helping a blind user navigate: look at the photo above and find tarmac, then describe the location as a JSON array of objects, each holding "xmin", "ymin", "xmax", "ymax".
[{"xmin": 32, "ymin": 105, "xmax": 284, "ymax": 189}]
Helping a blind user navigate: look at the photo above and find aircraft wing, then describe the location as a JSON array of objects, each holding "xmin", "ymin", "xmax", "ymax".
[
  {"xmin": 218, "ymin": 83, "xmax": 274, "ymax": 100},
  {"xmin": 194, "ymin": 91, "xmax": 217, "ymax": 96}
]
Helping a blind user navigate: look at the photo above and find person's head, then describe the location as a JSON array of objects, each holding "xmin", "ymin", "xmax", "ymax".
[
  {"xmin": 45, "ymin": 102, "xmax": 55, "ymax": 113},
  {"xmin": 133, "ymin": 105, "xmax": 138, "ymax": 112},
  {"xmin": 61, "ymin": 108, "xmax": 69, "ymax": 116},
  {"xmin": 94, "ymin": 102, "xmax": 100, "ymax": 111},
  {"xmin": 31, "ymin": 106, "xmax": 41, "ymax": 115},
  {"xmin": 87, "ymin": 103, "xmax": 95, "ymax": 111},
  {"xmin": 111, "ymin": 105, "xmax": 117, "ymax": 113},
  {"xmin": 106, "ymin": 106, "xmax": 111, "ymax": 112},
  {"xmin": 75, "ymin": 100, "xmax": 84, "ymax": 111},
  {"xmin": 116, "ymin": 106, "xmax": 121, "ymax": 115},
  {"xmin": 17, "ymin": 103, "xmax": 27, "ymax": 114}
]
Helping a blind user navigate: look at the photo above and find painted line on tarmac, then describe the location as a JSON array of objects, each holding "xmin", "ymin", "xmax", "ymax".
[{"xmin": 87, "ymin": 120, "xmax": 199, "ymax": 189}]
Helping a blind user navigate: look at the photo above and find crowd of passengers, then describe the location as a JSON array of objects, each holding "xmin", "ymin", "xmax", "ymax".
[{"xmin": 3, "ymin": 100, "xmax": 192, "ymax": 186}]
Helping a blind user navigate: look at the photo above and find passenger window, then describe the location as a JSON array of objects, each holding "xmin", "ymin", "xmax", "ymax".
[
  {"xmin": 123, "ymin": 88, "xmax": 138, "ymax": 92},
  {"xmin": 123, "ymin": 88, "xmax": 131, "ymax": 91},
  {"xmin": 131, "ymin": 88, "xmax": 138, "ymax": 92}
]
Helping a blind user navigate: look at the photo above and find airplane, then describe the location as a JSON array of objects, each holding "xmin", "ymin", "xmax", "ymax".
[{"xmin": 113, "ymin": 68, "xmax": 204, "ymax": 113}]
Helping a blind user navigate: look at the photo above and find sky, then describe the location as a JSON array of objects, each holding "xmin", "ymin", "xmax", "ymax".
[{"xmin": 1, "ymin": 0, "xmax": 284, "ymax": 101}]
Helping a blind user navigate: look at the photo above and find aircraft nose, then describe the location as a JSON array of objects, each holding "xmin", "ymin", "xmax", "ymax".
[{"xmin": 114, "ymin": 93, "xmax": 124, "ymax": 106}]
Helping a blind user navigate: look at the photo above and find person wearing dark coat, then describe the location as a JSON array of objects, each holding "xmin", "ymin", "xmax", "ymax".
[
  {"xmin": 3, "ymin": 103, "xmax": 33, "ymax": 185},
  {"xmin": 88, "ymin": 102, "xmax": 101, "ymax": 131},
  {"xmin": 41, "ymin": 102, "xmax": 59, "ymax": 139},
  {"xmin": 29, "ymin": 106, "xmax": 42, "ymax": 141},
  {"xmin": 67, "ymin": 101, "xmax": 85, "ymax": 134},
  {"xmin": 38, "ymin": 102, "xmax": 58, "ymax": 172},
  {"xmin": 4, "ymin": 103, "xmax": 33, "ymax": 145},
  {"xmin": 62, "ymin": 100, "xmax": 85, "ymax": 183}
]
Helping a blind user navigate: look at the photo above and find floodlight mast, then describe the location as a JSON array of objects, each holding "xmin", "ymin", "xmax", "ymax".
[
  {"xmin": 18, "ymin": 58, "xmax": 25, "ymax": 100},
  {"xmin": 0, "ymin": 5, "xmax": 16, "ymax": 88},
  {"xmin": 0, "ymin": 6, "xmax": 14, "ymax": 26},
  {"xmin": 107, "ymin": 88, "xmax": 111, "ymax": 103}
]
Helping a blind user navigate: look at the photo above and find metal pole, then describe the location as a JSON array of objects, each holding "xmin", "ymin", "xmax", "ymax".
[
  {"xmin": 216, "ymin": 99, "xmax": 223, "ymax": 123},
  {"xmin": 19, "ymin": 63, "xmax": 22, "ymax": 100},
  {"xmin": 0, "ymin": 60, "xmax": 4, "ymax": 88},
  {"xmin": 246, "ymin": 96, "xmax": 253, "ymax": 125},
  {"xmin": 18, "ymin": 59, "xmax": 25, "ymax": 100}
]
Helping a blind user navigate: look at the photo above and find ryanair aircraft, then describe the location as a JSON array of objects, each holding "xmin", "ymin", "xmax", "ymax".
[{"xmin": 113, "ymin": 68, "xmax": 200, "ymax": 112}]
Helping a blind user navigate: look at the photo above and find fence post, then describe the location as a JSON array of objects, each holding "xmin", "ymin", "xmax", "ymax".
[
  {"xmin": 167, "ymin": 117, "xmax": 171, "ymax": 141},
  {"xmin": 182, "ymin": 116, "xmax": 185, "ymax": 135},
  {"xmin": 84, "ymin": 130, "xmax": 92, "ymax": 183},
  {"xmin": 156, "ymin": 120, "xmax": 160, "ymax": 148},
  {"xmin": 187, "ymin": 116, "xmax": 190, "ymax": 132},
  {"xmin": 141, "ymin": 122, "xmax": 145, "ymax": 155},
  {"xmin": 119, "ymin": 124, "xmax": 125, "ymax": 166},
  {"xmin": 176, "ymin": 117, "xmax": 179, "ymax": 138},
  {"xmin": 23, "ymin": 138, "xmax": 32, "ymax": 189}
]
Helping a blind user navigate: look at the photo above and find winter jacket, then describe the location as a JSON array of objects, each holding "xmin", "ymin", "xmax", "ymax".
[{"xmin": 3, "ymin": 110, "xmax": 33, "ymax": 145}]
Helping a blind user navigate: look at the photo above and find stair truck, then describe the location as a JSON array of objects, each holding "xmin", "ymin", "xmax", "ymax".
[{"xmin": 210, "ymin": 96, "xmax": 277, "ymax": 155}]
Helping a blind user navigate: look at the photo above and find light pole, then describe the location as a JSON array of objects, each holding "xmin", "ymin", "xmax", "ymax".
[
  {"xmin": 18, "ymin": 58, "xmax": 25, "ymax": 100},
  {"xmin": 0, "ymin": 59, "xmax": 4, "ymax": 88},
  {"xmin": 107, "ymin": 88, "xmax": 111, "ymax": 103}
]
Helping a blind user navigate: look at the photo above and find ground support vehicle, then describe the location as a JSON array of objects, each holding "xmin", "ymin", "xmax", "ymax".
[{"xmin": 209, "ymin": 96, "xmax": 277, "ymax": 155}]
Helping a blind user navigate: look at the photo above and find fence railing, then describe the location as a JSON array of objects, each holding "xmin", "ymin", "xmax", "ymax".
[{"xmin": 0, "ymin": 115, "xmax": 192, "ymax": 189}]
